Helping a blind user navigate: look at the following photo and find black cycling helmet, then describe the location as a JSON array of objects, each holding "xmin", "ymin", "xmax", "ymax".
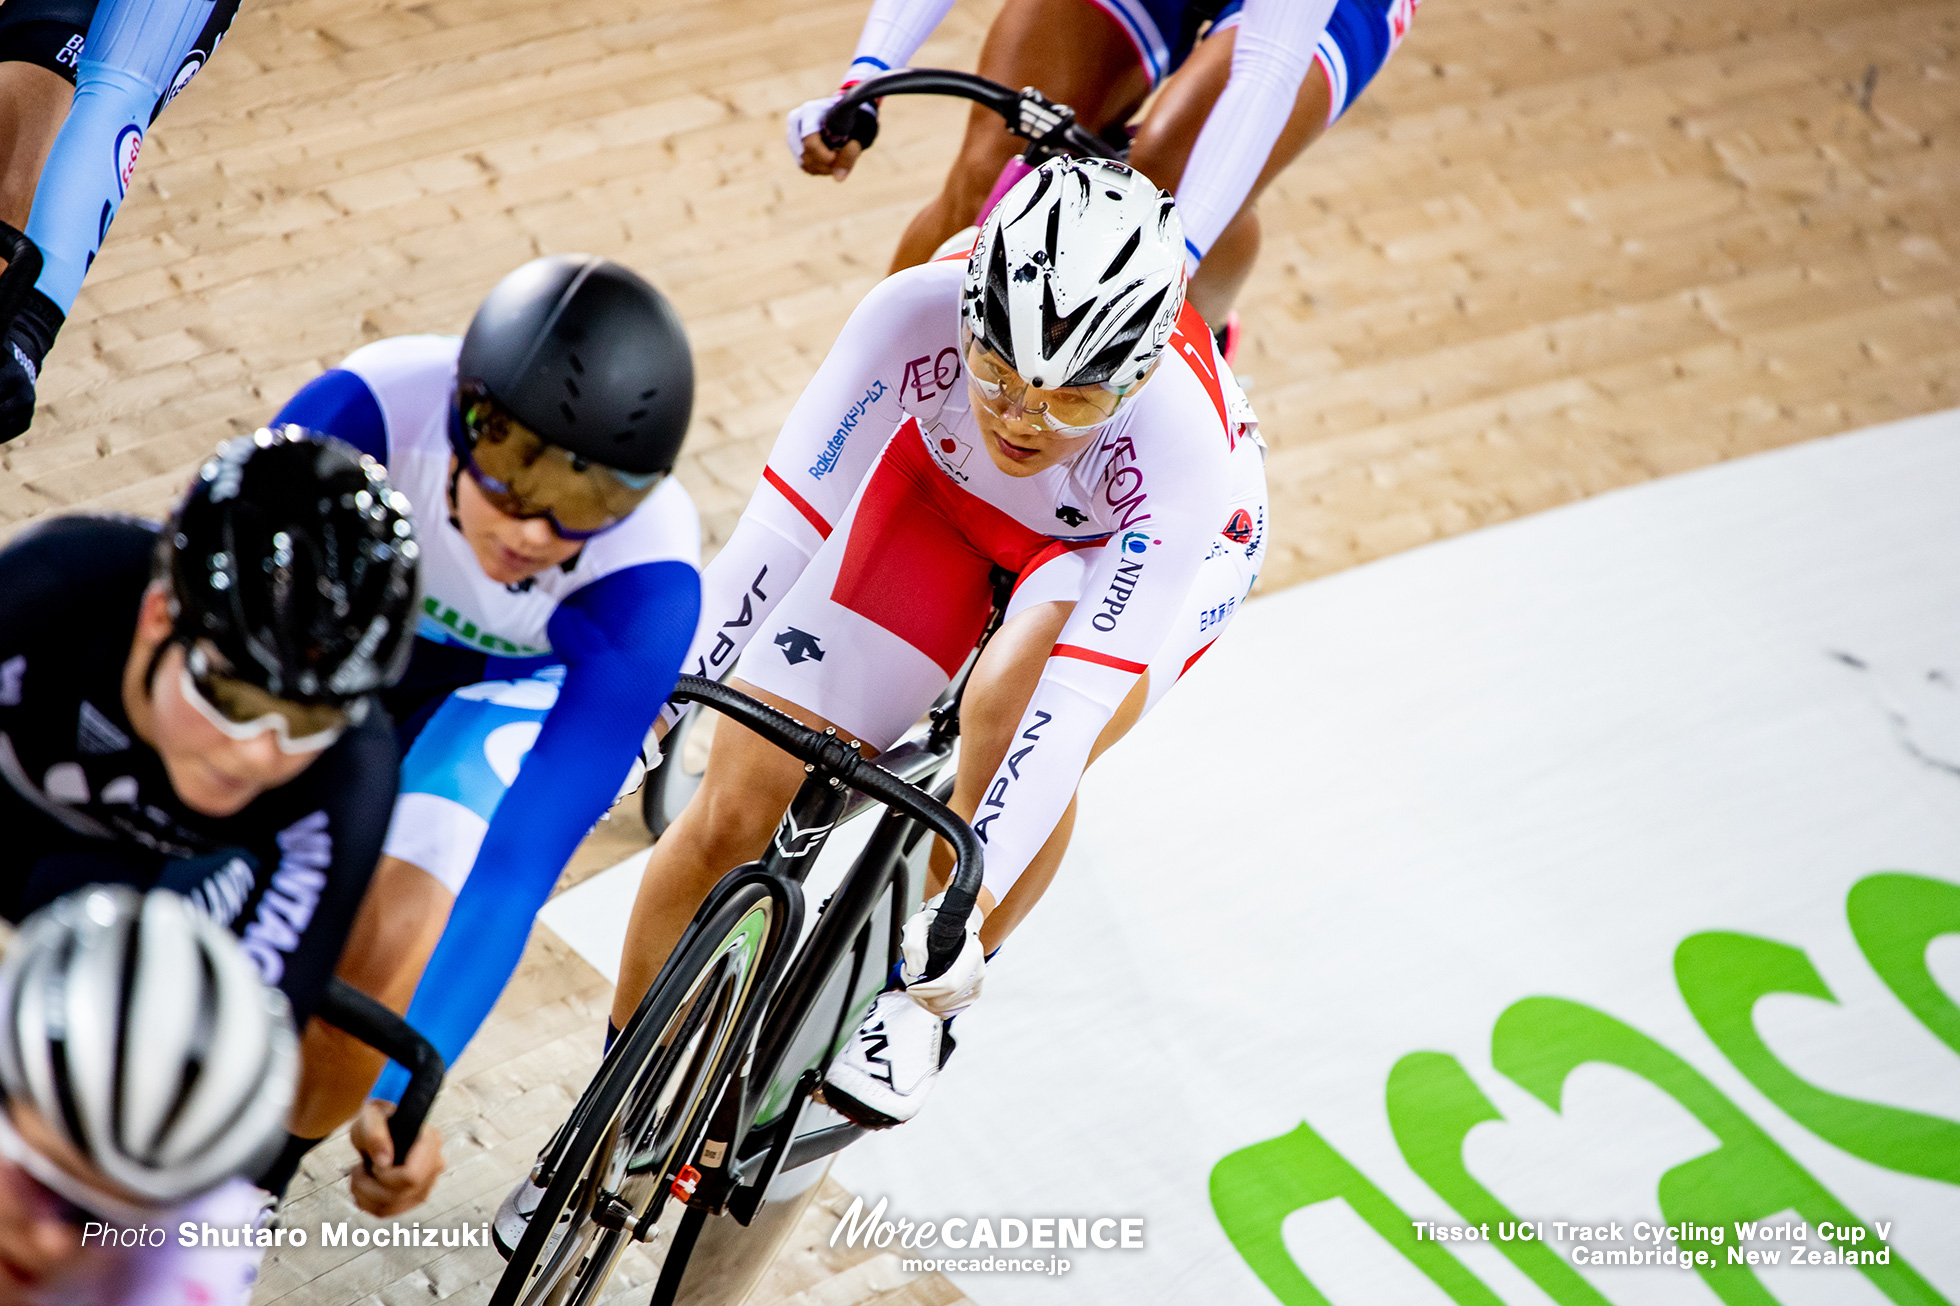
[
  {"xmin": 163, "ymin": 426, "xmax": 421, "ymax": 703},
  {"xmin": 456, "ymin": 254, "xmax": 694, "ymax": 476}
]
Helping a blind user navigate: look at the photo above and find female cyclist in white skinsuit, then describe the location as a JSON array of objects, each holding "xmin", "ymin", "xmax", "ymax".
[{"xmin": 617, "ymin": 157, "xmax": 1265, "ymax": 1126}]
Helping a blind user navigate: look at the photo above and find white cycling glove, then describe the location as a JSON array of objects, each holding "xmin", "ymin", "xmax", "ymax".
[
  {"xmin": 786, "ymin": 92, "xmax": 845, "ymax": 166},
  {"xmin": 898, "ymin": 891, "xmax": 986, "ymax": 1016},
  {"xmin": 786, "ymin": 88, "xmax": 881, "ymax": 168}
]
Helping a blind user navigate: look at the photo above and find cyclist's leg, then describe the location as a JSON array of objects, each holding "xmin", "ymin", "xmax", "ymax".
[
  {"xmin": 0, "ymin": 0, "xmax": 90, "ymax": 229},
  {"xmin": 1129, "ymin": 0, "xmax": 1417, "ymax": 322},
  {"xmin": 611, "ymin": 676, "xmax": 855, "ymax": 1029},
  {"xmin": 26, "ymin": 0, "xmax": 217, "ymax": 314},
  {"xmin": 890, "ymin": 0, "xmax": 1152, "ymax": 271},
  {"xmin": 2, "ymin": 0, "xmax": 218, "ymax": 437},
  {"xmin": 0, "ymin": 66, "xmax": 71, "ymax": 232}
]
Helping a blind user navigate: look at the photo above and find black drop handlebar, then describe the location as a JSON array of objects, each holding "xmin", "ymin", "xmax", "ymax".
[
  {"xmin": 822, "ymin": 69, "xmax": 1123, "ymax": 163},
  {"xmin": 667, "ymin": 674, "xmax": 985, "ymax": 981},
  {"xmin": 316, "ymin": 978, "xmax": 446, "ymax": 1165}
]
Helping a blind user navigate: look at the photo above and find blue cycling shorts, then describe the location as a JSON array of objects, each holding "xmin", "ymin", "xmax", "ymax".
[
  {"xmin": 1086, "ymin": 0, "xmax": 1417, "ymax": 121},
  {"xmin": 1311, "ymin": 0, "xmax": 1418, "ymax": 124},
  {"xmin": 382, "ymin": 667, "xmax": 641, "ymax": 894}
]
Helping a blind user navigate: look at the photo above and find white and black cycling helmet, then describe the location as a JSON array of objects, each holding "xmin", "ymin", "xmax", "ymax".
[
  {"xmin": 0, "ymin": 887, "xmax": 298, "ymax": 1206},
  {"xmin": 962, "ymin": 157, "xmax": 1186, "ymax": 391}
]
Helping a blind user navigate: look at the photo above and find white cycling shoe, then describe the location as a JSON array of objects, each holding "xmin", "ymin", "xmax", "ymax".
[
  {"xmin": 821, "ymin": 990, "xmax": 954, "ymax": 1130},
  {"xmin": 493, "ymin": 1172, "xmax": 546, "ymax": 1260}
]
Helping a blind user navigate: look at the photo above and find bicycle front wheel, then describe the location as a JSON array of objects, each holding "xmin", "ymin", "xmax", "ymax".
[{"xmin": 491, "ymin": 881, "xmax": 777, "ymax": 1306}]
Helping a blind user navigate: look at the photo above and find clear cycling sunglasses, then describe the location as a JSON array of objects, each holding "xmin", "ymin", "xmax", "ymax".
[
  {"xmin": 178, "ymin": 645, "xmax": 358, "ymax": 755},
  {"xmin": 962, "ymin": 335, "xmax": 1156, "ymax": 434}
]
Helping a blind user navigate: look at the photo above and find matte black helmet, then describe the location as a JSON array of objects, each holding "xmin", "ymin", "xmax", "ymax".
[
  {"xmin": 456, "ymin": 254, "xmax": 695, "ymax": 476},
  {"xmin": 164, "ymin": 426, "xmax": 421, "ymax": 704}
]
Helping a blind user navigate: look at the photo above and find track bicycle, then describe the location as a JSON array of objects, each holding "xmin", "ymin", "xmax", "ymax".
[
  {"xmin": 524, "ymin": 71, "xmax": 1126, "ymax": 1306},
  {"xmin": 494, "ymin": 567, "xmax": 1015, "ymax": 1306}
]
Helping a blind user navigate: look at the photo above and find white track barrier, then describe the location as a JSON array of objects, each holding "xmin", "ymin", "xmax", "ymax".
[
  {"xmin": 822, "ymin": 409, "xmax": 1960, "ymax": 1305},
  {"xmin": 540, "ymin": 410, "xmax": 1960, "ymax": 1304}
]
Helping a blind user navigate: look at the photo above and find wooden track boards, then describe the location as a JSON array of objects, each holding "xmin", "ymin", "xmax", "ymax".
[
  {"xmin": 2, "ymin": 0, "xmax": 1953, "ymax": 585},
  {"xmin": 0, "ymin": 0, "xmax": 1950, "ymax": 1301}
]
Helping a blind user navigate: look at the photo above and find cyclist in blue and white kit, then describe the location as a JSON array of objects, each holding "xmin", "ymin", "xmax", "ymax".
[
  {"xmin": 0, "ymin": 0, "xmax": 241, "ymax": 440},
  {"xmin": 790, "ymin": 0, "xmax": 1419, "ymax": 353},
  {"xmin": 262, "ymin": 255, "xmax": 703, "ymax": 1206}
]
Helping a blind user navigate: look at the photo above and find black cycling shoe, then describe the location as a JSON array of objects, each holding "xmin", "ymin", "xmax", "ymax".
[
  {"xmin": 0, "ymin": 289, "xmax": 65, "ymax": 445},
  {"xmin": 0, "ymin": 344, "xmax": 36, "ymax": 444}
]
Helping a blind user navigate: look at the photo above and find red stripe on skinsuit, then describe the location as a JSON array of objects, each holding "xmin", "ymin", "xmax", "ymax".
[
  {"xmin": 1168, "ymin": 300, "xmax": 1228, "ymax": 439},
  {"xmin": 763, "ymin": 465, "xmax": 833, "ymax": 539},
  {"xmin": 1051, "ymin": 643, "xmax": 1147, "ymax": 674}
]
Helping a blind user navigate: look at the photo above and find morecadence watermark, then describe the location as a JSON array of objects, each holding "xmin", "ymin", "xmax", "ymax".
[{"xmin": 832, "ymin": 1196, "xmax": 1145, "ymax": 1275}]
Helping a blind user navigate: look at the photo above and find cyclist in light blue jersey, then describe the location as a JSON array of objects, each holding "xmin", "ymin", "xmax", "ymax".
[
  {"xmin": 253, "ymin": 255, "xmax": 704, "ymax": 1212},
  {"xmin": 0, "ymin": 0, "xmax": 239, "ymax": 441}
]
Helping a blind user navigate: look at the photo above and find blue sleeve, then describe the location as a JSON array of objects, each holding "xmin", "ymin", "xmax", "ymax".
[
  {"xmin": 383, "ymin": 560, "xmax": 701, "ymax": 1091},
  {"xmin": 272, "ymin": 370, "xmax": 388, "ymax": 464}
]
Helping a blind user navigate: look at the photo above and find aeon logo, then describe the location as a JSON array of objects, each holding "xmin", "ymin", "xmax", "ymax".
[{"xmin": 113, "ymin": 124, "xmax": 143, "ymax": 198}]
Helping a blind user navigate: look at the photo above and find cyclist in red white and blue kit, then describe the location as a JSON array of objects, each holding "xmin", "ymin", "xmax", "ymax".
[
  {"xmin": 791, "ymin": 0, "xmax": 1419, "ymax": 339},
  {"xmin": 265, "ymin": 255, "xmax": 703, "ymax": 1200},
  {"xmin": 612, "ymin": 157, "xmax": 1266, "ymax": 1128}
]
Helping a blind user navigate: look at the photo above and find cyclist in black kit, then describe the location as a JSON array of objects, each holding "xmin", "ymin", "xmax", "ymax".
[{"xmin": 0, "ymin": 426, "xmax": 427, "ymax": 1203}]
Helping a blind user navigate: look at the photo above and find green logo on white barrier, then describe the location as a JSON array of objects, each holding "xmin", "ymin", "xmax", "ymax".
[{"xmin": 1211, "ymin": 871, "xmax": 1960, "ymax": 1306}]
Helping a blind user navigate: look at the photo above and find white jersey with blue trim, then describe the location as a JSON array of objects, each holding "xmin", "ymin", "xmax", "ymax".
[{"xmin": 334, "ymin": 335, "xmax": 701, "ymax": 657}]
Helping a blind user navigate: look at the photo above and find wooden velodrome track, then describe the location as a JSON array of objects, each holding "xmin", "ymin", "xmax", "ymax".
[{"xmin": 0, "ymin": 0, "xmax": 1953, "ymax": 1299}]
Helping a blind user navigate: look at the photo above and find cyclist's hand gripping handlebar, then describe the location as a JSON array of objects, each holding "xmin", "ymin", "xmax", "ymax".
[
  {"xmin": 666, "ymin": 675, "xmax": 984, "ymax": 981},
  {"xmin": 316, "ymin": 978, "xmax": 445, "ymax": 1163},
  {"xmin": 821, "ymin": 70, "xmax": 1121, "ymax": 164}
]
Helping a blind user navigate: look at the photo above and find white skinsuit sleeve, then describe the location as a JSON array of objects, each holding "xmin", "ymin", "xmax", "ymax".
[
  {"xmin": 1173, "ymin": 0, "xmax": 1337, "ymax": 269},
  {"xmin": 846, "ymin": 0, "xmax": 959, "ymax": 83}
]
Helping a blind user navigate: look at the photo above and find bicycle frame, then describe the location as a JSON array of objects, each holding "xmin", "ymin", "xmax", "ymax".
[{"xmin": 528, "ymin": 567, "xmax": 1012, "ymax": 1254}]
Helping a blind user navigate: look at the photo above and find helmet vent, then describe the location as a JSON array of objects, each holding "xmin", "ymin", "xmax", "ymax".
[
  {"xmin": 1100, "ymin": 228, "xmax": 1141, "ymax": 285},
  {"xmin": 983, "ymin": 240, "xmax": 1016, "ymax": 368},
  {"xmin": 569, "ymin": 354, "xmax": 585, "ymax": 375},
  {"xmin": 560, "ymin": 401, "xmax": 577, "ymax": 424},
  {"xmin": 1069, "ymin": 285, "xmax": 1168, "ymax": 386},
  {"xmin": 563, "ymin": 377, "xmax": 581, "ymax": 398},
  {"xmin": 640, "ymin": 387, "xmax": 658, "ymax": 399},
  {"xmin": 1008, "ymin": 166, "xmax": 1055, "ymax": 226},
  {"xmin": 1040, "ymin": 278, "xmax": 1094, "ymax": 361},
  {"xmin": 630, "ymin": 408, "xmax": 648, "ymax": 420}
]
